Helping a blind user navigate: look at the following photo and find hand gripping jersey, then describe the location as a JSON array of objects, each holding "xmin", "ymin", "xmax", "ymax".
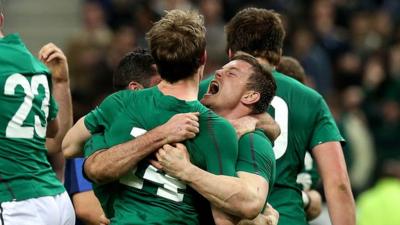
[
  {"xmin": 199, "ymin": 71, "xmax": 344, "ymax": 225},
  {"xmin": 0, "ymin": 34, "xmax": 64, "ymax": 202},
  {"xmin": 83, "ymin": 87, "xmax": 238, "ymax": 225}
]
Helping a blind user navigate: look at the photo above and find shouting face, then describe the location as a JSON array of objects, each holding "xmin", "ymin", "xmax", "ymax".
[{"xmin": 201, "ymin": 59, "xmax": 254, "ymax": 116}]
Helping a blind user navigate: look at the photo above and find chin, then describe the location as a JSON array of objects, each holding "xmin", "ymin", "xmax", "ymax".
[{"xmin": 200, "ymin": 98, "xmax": 213, "ymax": 108}]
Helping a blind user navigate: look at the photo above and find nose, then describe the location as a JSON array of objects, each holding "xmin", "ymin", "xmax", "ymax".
[{"xmin": 215, "ymin": 69, "xmax": 223, "ymax": 78}]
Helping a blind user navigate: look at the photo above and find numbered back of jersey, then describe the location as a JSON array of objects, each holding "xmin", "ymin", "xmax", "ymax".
[{"xmin": 0, "ymin": 73, "xmax": 54, "ymax": 140}]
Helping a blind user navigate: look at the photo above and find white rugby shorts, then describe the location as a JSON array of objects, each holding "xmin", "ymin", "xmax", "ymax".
[{"xmin": 0, "ymin": 191, "xmax": 75, "ymax": 225}]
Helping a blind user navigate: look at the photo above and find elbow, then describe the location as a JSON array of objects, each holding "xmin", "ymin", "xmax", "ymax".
[
  {"xmin": 84, "ymin": 155, "xmax": 113, "ymax": 184},
  {"xmin": 324, "ymin": 173, "xmax": 353, "ymax": 198},
  {"xmin": 238, "ymin": 205, "xmax": 260, "ymax": 220},
  {"xmin": 84, "ymin": 161, "xmax": 103, "ymax": 184},
  {"xmin": 61, "ymin": 139, "xmax": 74, "ymax": 159},
  {"xmin": 235, "ymin": 184, "xmax": 266, "ymax": 219},
  {"xmin": 237, "ymin": 199, "xmax": 263, "ymax": 220}
]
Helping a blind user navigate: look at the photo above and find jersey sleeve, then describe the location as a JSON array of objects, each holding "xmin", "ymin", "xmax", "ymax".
[
  {"xmin": 84, "ymin": 90, "xmax": 131, "ymax": 134},
  {"xmin": 198, "ymin": 75, "xmax": 214, "ymax": 100},
  {"xmin": 47, "ymin": 94, "xmax": 59, "ymax": 121},
  {"xmin": 309, "ymin": 96, "xmax": 345, "ymax": 149},
  {"xmin": 83, "ymin": 133, "xmax": 108, "ymax": 158},
  {"xmin": 203, "ymin": 115, "xmax": 238, "ymax": 176},
  {"xmin": 82, "ymin": 133, "xmax": 108, "ymax": 182},
  {"xmin": 236, "ymin": 131, "xmax": 275, "ymax": 183}
]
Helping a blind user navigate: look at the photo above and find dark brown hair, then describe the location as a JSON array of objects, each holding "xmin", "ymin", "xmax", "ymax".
[
  {"xmin": 225, "ymin": 7, "xmax": 285, "ymax": 66},
  {"xmin": 113, "ymin": 48, "xmax": 157, "ymax": 90}
]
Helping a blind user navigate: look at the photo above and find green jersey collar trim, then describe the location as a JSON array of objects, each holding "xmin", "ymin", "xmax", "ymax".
[{"xmin": 153, "ymin": 86, "xmax": 205, "ymax": 111}]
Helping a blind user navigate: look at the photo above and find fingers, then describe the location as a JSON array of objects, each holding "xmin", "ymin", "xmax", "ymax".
[
  {"xmin": 38, "ymin": 42, "xmax": 66, "ymax": 63},
  {"xmin": 149, "ymin": 159, "xmax": 163, "ymax": 170},
  {"xmin": 186, "ymin": 124, "xmax": 199, "ymax": 134},
  {"xmin": 39, "ymin": 43, "xmax": 57, "ymax": 60},
  {"xmin": 99, "ymin": 214, "xmax": 110, "ymax": 225},
  {"xmin": 175, "ymin": 143, "xmax": 186, "ymax": 149},
  {"xmin": 187, "ymin": 112, "xmax": 199, "ymax": 121},
  {"xmin": 156, "ymin": 149, "xmax": 163, "ymax": 160},
  {"xmin": 46, "ymin": 52, "xmax": 65, "ymax": 63},
  {"xmin": 162, "ymin": 144, "xmax": 174, "ymax": 151},
  {"xmin": 189, "ymin": 112, "xmax": 200, "ymax": 118}
]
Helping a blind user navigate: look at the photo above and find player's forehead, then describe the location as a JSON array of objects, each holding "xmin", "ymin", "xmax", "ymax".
[{"xmin": 221, "ymin": 59, "xmax": 252, "ymax": 73}]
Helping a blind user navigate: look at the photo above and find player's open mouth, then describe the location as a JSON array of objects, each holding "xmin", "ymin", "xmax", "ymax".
[{"xmin": 207, "ymin": 80, "xmax": 220, "ymax": 95}]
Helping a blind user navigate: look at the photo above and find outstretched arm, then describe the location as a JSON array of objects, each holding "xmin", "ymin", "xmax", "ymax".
[{"xmin": 313, "ymin": 142, "xmax": 355, "ymax": 225}]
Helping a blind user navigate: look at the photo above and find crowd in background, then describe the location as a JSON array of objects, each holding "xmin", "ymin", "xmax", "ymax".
[{"xmin": 65, "ymin": 0, "xmax": 400, "ymax": 201}]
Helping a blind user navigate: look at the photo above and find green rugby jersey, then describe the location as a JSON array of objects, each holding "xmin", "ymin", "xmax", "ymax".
[
  {"xmin": 236, "ymin": 129, "xmax": 276, "ymax": 215},
  {"xmin": 83, "ymin": 133, "xmax": 118, "ymax": 218},
  {"xmin": 237, "ymin": 130, "xmax": 275, "ymax": 198},
  {"xmin": 84, "ymin": 86, "xmax": 238, "ymax": 225},
  {"xmin": 200, "ymin": 71, "xmax": 344, "ymax": 225},
  {"xmin": 0, "ymin": 34, "xmax": 64, "ymax": 202}
]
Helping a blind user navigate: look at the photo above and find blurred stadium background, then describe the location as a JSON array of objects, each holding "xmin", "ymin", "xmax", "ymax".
[{"xmin": 3, "ymin": 0, "xmax": 400, "ymax": 224}]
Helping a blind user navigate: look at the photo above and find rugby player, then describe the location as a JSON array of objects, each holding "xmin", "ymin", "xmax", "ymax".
[
  {"xmin": 198, "ymin": 7, "xmax": 355, "ymax": 225},
  {"xmin": 0, "ymin": 4, "xmax": 74, "ymax": 225}
]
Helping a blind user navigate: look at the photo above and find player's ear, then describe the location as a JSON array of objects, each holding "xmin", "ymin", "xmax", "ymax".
[
  {"xmin": 241, "ymin": 91, "xmax": 260, "ymax": 105},
  {"xmin": 228, "ymin": 49, "xmax": 234, "ymax": 60},
  {"xmin": 127, "ymin": 81, "xmax": 144, "ymax": 91},
  {"xmin": 200, "ymin": 50, "xmax": 207, "ymax": 65},
  {"xmin": 0, "ymin": 13, "xmax": 4, "ymax": 29}
]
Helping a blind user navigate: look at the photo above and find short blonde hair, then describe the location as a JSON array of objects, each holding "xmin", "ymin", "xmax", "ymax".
[{"xmin": 146, "ymin": 10, "xmax": 206, "ymax": 83}]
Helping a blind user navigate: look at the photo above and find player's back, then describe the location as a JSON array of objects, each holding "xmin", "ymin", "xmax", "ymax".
[
  {"xmin": 267, "ymin": 71, "xmax": 343, "ymax": 225},
  {"xmin": 84, "ymin": 86, "xmax": 238, "ymax": 225},
  {"xmin": 0, "ymin": 34, "xmax": 64, "ymax": 202}
]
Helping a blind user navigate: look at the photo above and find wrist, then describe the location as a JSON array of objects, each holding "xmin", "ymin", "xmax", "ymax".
[
  {"xmin": 52, "ymin": 78, "xmax": 70, "ymax": 85},
  {"xmin": 153, "ymin": 125, "xmax": 170, "ymax": 145},
  {"xmin": 180, "ymin": 163, "xmax": 197, "ymax": 183}
]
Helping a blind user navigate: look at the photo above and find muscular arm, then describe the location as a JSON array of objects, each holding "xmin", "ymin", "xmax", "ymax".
[
  {"xmin": 254, "ymin": 113, "xmax": 280, "ymax": 141},
  {"xmin": 187, "ymin": 168, "xmax": 267, "ymax": 219},
  {"xmin": 62, "ymin": 117, "xmax": 92, "ymax": 158},
  {"xmin": 230, "ymin": 113, "xmax": 280, "ymax": 141},
  {"xmin": 313, "ymin": 141, "xmax": 355, "ymax": 225},
  {"xmin": 84, "ymin": 113, "xmax": 200, "ymax": 184},
  {"xmin": 155, "ymin": 144, "xmax": 268, "ymax": 219},
  {"xmin": 46, "ymin": 81, "xmax": 72, "ymax": 154},
  {"xmin": 40, "ymin": 43, "xmax": 73, "ymax": 154},
  {"xmin": 73, "ymin": 190, "xmax": 105, "ymax": 225}
]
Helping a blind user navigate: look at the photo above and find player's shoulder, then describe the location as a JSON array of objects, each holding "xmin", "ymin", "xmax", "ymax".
[
  {"xmin": 200, "ymin": 110, "xmax": 236, "ymax": 133},
  {"xmin": 107, "ymin": 89, "xmax": 134, "ymax": 103},
  {"xmin": 240, "ymin": 129, "xmax": 273, "ymax": 148},
  {"xmin": 273, "ymin": 71, "xmax": 323, "ymax": 102}
]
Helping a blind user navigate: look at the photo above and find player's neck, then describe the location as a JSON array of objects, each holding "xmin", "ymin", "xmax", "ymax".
[
  {"xmin": 157, "ymin": 70, "xmax": 202, "ymax": 101},
  {"xmin": 217, "ymin": 104, "xmax": 252, "ymax": 120},
  {"xmin": 255, "ymin": 57, "xmax": 275, "ymax": 70}
]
